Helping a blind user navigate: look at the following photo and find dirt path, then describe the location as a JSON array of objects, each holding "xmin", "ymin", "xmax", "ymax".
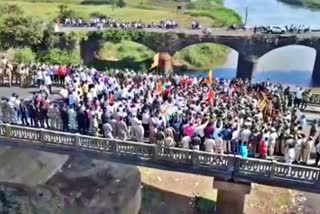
[{"xmin": 139, "ymin": 167, "xmax": 295, "ymax": 214}]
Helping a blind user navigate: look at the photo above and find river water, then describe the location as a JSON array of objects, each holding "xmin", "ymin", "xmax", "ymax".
[{"xmin": 198, "ymin": 0, "xmax": 320, "ymax": 86}]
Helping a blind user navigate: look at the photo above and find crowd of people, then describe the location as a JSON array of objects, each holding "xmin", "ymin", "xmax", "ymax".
[
  {"xmin": 0, "ymin": 61, "xmax": 319, "ymax": 166},
  {"xmin": 62, "ymin": 16, "xmax": 179, "ymax": 29}
]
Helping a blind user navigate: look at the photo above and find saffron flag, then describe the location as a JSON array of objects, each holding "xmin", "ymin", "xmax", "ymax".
[
  {"xmin": 207, "ymin": 89, "xmax": 215, "ymax": 104},
  {"xmin": 150, "ymin": 53, "xmax": 160, "ymax": 69},
  {"xmin": 208, "ymin": 70, "xmax": 213, "ymax": 85},
  {"xmin": 259, "ymin": 92, "xmax": 271, "ymax": 116},
  {"xmin": 156, "ymin": 81, "xmax": 163, "ymax": 93}
]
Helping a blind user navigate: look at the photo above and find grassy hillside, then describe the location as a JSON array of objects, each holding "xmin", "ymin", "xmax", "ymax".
[
  {"xmin": 279, "ymin": 0, "xmax": 320, "ymax": 9},
  {"xmin": 0, "ymin": 0, "xmax": 240, "ymax": 70}
]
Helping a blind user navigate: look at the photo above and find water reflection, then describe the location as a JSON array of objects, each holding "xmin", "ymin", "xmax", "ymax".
[
  {"xmin": 183, "ymin": 46, "xmax": 316, "ymax": 87},
  {"xmin": 210, "ymin": 0, "xmax": 320, "ymax": 86}
]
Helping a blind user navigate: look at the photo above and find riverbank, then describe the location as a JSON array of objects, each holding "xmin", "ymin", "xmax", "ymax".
[
  {"xmin": 278, "ymin": 0, "xmax": 320, "ymax": 9},
  {"xmin": 0, "ymin": 0, "xmax": 239, "ymax": 70}
]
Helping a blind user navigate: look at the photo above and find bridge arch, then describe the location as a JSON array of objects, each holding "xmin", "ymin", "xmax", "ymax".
[
  {"xmin": 172, "ymin": 42, "xmax": 238, "ymax": 73},
  {"xmin": 254, "ymin": 45, "xmax": 317, "ymax": 85}
]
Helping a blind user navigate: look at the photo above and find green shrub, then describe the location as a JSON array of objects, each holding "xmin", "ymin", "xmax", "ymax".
[
  {"xmin": 186, "ymin": 0, "xmax": 222, "ymax": 10},
  {"xmin": 80, "ymin": 0, "xmax": 114, "ymax": 5},
  {"xmin": 0, "ymin": 4, "xmax": 24, "ymax": 17},
  {"xmin": 6, "ymin": 47, "xmax": 36, "ymax": 64},
  {"xmin": 89, "ymin": 11, "xmax": 108, "ymax": 19},
  {"xmin": 185, "ymin": 7, "xmax": 241, "ymax": 27},
  {"xmin": 117, "ymin": 0, "xmax": 126, "ymax": 8},
  {"xmin": 41, "ymin": 48, "xmax": 81, "ymax": 65},
  {"xmin": 58, "ymin": 4, "xmax": 80, "ymax": 21},
  {"xmin": 174, "ymin": 43, "xmax": 229, "ymax": 69},
  {"xmin": 0, "ymin": 15, "xmax": 44, "ymax": 49}
]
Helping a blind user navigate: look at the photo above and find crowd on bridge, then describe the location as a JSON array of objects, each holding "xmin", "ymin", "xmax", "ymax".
[
  {"xmin": 62, "ymin": 16, "xmax": 179, "ymax": 29},
  {"xmin": 0, "ymin": 58, "xmax": 320, "ymax": 166}
]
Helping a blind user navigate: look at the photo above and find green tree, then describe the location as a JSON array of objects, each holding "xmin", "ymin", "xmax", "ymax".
[
  {"xmin": 58, "ymin": 4, "xmax": 78, "ymax": 22},
  {"xmin": 6, "ymin": 47, "xmax": 36, "ymax": 63},
  {"xmin": 0, "ymin": 4, "xmax": 24, "ymax": 17},
  {"xmin": 41, "ymin": 48, "xmax": 80, "ymax": 65},
  {"xmin": 117, "ymin": 0, "xmax": 126, "ymax": 8},
  {"xmin": 0, "ymin": 15, "xmax": 44, "ymax": 49},
  {"xmin": 42, "ymin": 22, "xmax": 60, "ymax": 50}
]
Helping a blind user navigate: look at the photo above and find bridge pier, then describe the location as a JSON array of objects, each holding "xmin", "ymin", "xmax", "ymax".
[
  {"xmin": 158, "ymin": 52, "xmax": 173, "ymax": 75},
  {"xmin": 213, "ymin": 179, "xmax": 251, "ymax": 214},
  {"xmin": 236, "ymin": 55, "xmax": 257, "ymax": 81},
  {"xmin": 312, "ymin": 51, "xmax": 320, "ymax": 83}
]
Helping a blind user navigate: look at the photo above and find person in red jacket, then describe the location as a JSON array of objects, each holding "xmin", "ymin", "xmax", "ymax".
[
  {"xmin": 259, "ymin": 137, "xmax": 268, "ymax": 159},
  {"xmin": 58, "ymin": 65, "xmax": 66, "ymax": 85}
]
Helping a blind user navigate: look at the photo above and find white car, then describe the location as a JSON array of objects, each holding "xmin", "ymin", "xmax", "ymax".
[{"xmin": 266, "ymin": 26, "xmax": 286, "ymax": 34}]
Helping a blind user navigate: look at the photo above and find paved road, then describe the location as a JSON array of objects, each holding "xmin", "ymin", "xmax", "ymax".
[{"xmin": 58, "ymin": 26, "xmax": 320, "ymax": 38}]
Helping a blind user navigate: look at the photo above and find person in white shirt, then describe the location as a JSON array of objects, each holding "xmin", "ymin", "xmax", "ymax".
[
  {"xmin": 285, "ymin": 144, "xmax": 295, "ymax": 164},
  {"xmin": 59, "ymin": 87, "xmax": 68, "ymax": 97},
  {"xmin": 44, "ymin": 73, "xmax": 52, "ymax": 93},
  {"xmin": 215, "ymin": 134, "xmax": 224, "ymax": 154},
  {"xmin": 36, "ymin": 70, "xmax": 43, "ymax": 86},
  {"xmin": 240, "ymin": 126, "xmax": 251, "ymax": 143},
  {"xmin": 268, "ymin": 128, "xmax": 278, "ymax": 156},
  {"xmin": 181, "ymin": 135, "xmax": 191, "ymax": 149},
  {"xmin": 204, "ymin": 138, "xmax": 215, "ymax": 153},
  {"xmin": 294, "ymin": 87, "xmax": 304, "ymax": 108}
]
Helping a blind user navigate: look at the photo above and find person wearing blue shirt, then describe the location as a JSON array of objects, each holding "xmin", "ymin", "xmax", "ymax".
[{"xmin": 239, "ymin": 141, "xmax": 248, "ymax": 158}]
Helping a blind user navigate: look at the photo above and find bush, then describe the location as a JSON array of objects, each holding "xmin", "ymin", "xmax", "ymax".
[
  {"xmin": 185, "ymin": 7, "xmax": 241, "ymax": 27},
  {"xmin": 186, "ymin": 0, "xmax": 222, "ymax": 10},
  {"xmin": 6, "ymin": 47, "xmax": 36, "ymax": 64},
  {"xmin": 0, "ymin": 15, "xmax": 44, "ymax": 48},
  {"xmin": 90, "ymin": 11, "xmax": 108, "ymax": 19},
  {"xmin": 58, "ymin": 4, "xmax": 80, "ymax": 21},
  {"xmin": 0, "ymin": 4, "xmax": 24, "ymax": 16},
  {"xmin": 116, "ymin": 0, "xmax": 126, "ymax": 8},
  {"xmin": 41, "ymin": 48, "xmax": 81, "ymax": 65},
  {"xmin": 81, "ymin": 0, "xmax": 114, "ymax": 5}
]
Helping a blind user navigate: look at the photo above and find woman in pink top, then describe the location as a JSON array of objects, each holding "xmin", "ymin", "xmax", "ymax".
[{"xmin": 183, "ymin": 122, "xmax": 195, "ymax": 138}]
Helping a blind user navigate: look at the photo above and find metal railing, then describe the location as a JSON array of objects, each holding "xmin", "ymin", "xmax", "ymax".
[{"xmin": 1, "ymin": 123, "xmax": 320, "ymax": 192}]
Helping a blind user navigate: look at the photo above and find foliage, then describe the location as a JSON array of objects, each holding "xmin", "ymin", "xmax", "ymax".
[
  {"xmin": 186, "ymin": 0, "xmax": 222, "ymax": 10},
  {"xmin": 93, "ymin": 29, "xmax": 152, "ymax": 42},
  {"xmin": 6, "ymin": 47, "xmax": 36, "ymax": 64},
  {"xmin": 185, "ymin": 7, "xmax": 242, "ymax": 27},
  {"xmin": 41, "ymin": 48, "xmax": 81, "ymax": 65},
  {"xmin": 0, "ymin": 15, "xmax": 44, "ymax": 49},
  {"xmin": 81, "ymin": 0, "xmax": 115, "ymax": 5},
  {"xmin": 174, "ymin": 43, "xmax": 229, "ymax": 69},
  {"xmin": 89, "ymin": 11, "xmax": 108, "ymax": 19},
  {"xmin": 97, "ymin": 40, "xmax": 154, "ymax": 62},
  {"xmin": 58, "ymin": 4, "xmax": 79, "ymax": 21},
  {"xmin": 0, "ymin": 4, "xmax": 24, "ymax": 17},
  {"xmin": 116, "ymin": 0, "xmax": 126, "ymax": 8},
  {"xmin": 279, "ymin": 0, "xmax": 320, "ymax": 9}
]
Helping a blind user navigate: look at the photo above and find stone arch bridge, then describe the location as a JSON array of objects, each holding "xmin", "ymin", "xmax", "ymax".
[{"xmin": 76, "ymin": 28, "xmax": 320, "ymax": 81}]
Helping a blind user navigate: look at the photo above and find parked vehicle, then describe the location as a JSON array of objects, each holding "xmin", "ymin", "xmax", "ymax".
[{"xmin": 265, "ymin": 26, "xmax": 286, "ymax": 34}]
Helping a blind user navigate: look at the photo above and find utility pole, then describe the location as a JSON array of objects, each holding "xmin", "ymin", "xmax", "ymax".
[
  {"xmin": 244, "ymin": 7, "xmax": 248, "ymax": 26},
  {"xmin": 112, "ymin": 0, "xmax": 116, "ymax": 11}
]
